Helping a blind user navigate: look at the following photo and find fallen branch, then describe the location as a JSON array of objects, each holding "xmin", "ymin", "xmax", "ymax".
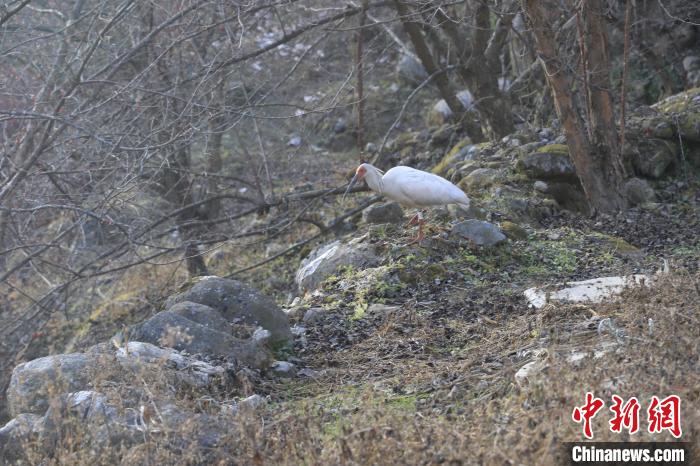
[{"xmin": 226, "ymin": 195, "xmax": 382, "ymax": 277}]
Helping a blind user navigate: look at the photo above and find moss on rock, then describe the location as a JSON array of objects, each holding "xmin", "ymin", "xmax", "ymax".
[
  {"xmin": 432, "ymin": 138, "xmax": 472, "ymax": 175},
  {"xmin": 500, "ymin": 221, "xmax": 528, "ymax": 241}
]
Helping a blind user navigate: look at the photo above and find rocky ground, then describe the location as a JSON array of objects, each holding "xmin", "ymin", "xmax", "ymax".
[{"xmin": 1, "ymin": 87, "xmax": 699, "ymax": 464}]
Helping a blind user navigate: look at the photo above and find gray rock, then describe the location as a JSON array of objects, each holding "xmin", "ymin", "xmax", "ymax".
[
  {"xmin": 367, "ymin": 303, "xmax": 400, "ymax": 315},
  {"xmin": 115, "ymin": 340, "xmax": 188, "ymax": 368},
  {"xmin": 129, "ymin": 311, "xmax": 270, "ymax": 368},
  {"xmin": 451, "ymin": 220, "xmax": 507, "ymax": 246},
  {"xmin": 333, "ymin": 118, "xmax": 347, "ymax": 134},
  {"xmin": 362, "ymin": 202, "xmax": 405, "ymax": 224},
  {"xmin": 447, "ymin": 203, "xmax": 487, "ymax": 220},
  {"xmin": 252, "ymin": 327, "xmax": 272, "ymax": 345},
  {"xmin": 40, "ymin": 391, "xmax": 120, "ymax": 449},
  {"xmin": 534, "ymin": 180, "xmax": 549, "ymax": 193},
  {"xmin": 270, "ymin": 361, "xmax": 296, "ymax": 377},
  {"xmin": 295, "ymin": 240, "xmax": 380, "ymax": 292},
  {"xmin": 432, "ymin": 90, "xmax": 475, "ymax": 120},
  {"xmin": 524, "ymin": 275, "xmax": 650, "ymax": 309},
  {"xmin": 115, "ymin": 341, "xmax": 227, "ymax": 388},
  {"xmin": 166, "ymin": 301, "xmax": 231, "ymax": 331},
  {"xmin": 397, "ymin": 53, "xmax": 428, "ymax": 84},
  {"xmin": 156, "ymin": 403, "xmax": 191, "ymax": 429},
  {"xmin": 460, "ymin": 168, "xmax": 502, "ymax": 190},
  {"xmin": 0, "ymin": 413, "xmax": 44, "ymax": 463},
  {"xmin": 165, "ymin": 276, "xmax": 292, "ymax": 345},
  {"xmin": 538, "ymin": 127, "xmax": 554, "ymax": 141},
  {"xmin": 302, "ymin": 307, "xmax": 325, "ymax": 323},
  {"xmin": 57, "ymin": 390, "xmax": 118, "ymax": 424},
  {"xmin": 682, "ymin": 55, "xmax": 700, "ymax": 72},
  {"xmin": 627, "ymin": 139, "xmax": 676, "ymax": 179},
  {"xmin": 7, "ymin": 352, "xmax": 101, "ymax": 416},
  {"xmin": 688, "ymin": 70, "xmax": 700, "ymax": 88},
  {"xmin": 624, "ymin": 178, "xmax": 656, "ymax": 206},
  {"xmin": 39, "ymin": 390, "xmax": 143, "ymax": 456},
  {"xmin": 434, "ymin": 80, "xmax": 508, "ymax": 117},
  {"xmin": 518, "ymin": 151, "xmax": 576, "ymax": 180},
  {"xmin": 239, "ymin": 394, "xmax": 266, "ymax": 410},
  {"xmin": 546, "ymin": 182, "xmax": 590, "ymax": 213}
]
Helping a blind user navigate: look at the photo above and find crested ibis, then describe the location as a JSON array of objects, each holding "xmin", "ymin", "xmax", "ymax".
[{"xmin": 343, "ymin": 163, "xmax": 470, "ymax": 244}]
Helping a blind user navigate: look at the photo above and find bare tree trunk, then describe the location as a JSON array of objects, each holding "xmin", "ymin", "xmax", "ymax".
[
  {"xmin": 581, "ymin": 0, "xmax": 626, "ymax": 179},
  {"xmin": 161, "ymin": 146, "xmax": 208, "ymax": 277},
  {"xmin": 204, "ymin": 80, "xmax": 225, "ymax": 222},
  {"xmin": 523, "ymin": 0, "xmax": 627, "ymax": 213},
  {"xmin": 436, "ymin": 3, "xmax": 516, "ymax": 139},
  {"xmin": 393, "ymin": 0, "xmax": 484, "ymax": 142}
]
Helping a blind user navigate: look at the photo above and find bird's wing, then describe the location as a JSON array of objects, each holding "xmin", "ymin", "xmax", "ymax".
[{"xmin": 385, "ymin": 166, "xmax": 469, "ymax": 207}]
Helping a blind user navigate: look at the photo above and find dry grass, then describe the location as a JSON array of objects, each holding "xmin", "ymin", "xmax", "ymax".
[{"xmin": 9, "ymin": 270, "xmax": 697, "ymax": 465}]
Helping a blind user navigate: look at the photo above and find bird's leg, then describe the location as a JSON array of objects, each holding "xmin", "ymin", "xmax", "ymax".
[
  {"xmin": 406, "ymin": 212, "xmax": 421, "ymax": 227},
  {"xmin": 405, "ymin": 211, "xmax": 426, "ymax": 246}
]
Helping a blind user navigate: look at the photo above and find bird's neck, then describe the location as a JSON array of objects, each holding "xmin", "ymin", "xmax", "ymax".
[{"xmin": 364, "ymin": 169, "xmax": 384, "ymax": 194}]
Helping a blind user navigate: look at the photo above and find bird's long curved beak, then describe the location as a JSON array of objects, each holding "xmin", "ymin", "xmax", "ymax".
[{"xmin": 341, "ymin": 173, "xmax": 360, "ymax": 204}]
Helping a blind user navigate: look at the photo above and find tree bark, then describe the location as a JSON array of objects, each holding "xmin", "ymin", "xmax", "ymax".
[
  {"xmin": 522, "ymin": 0, "xmax": 627, "ymax": 213},
  {"xmin": 581, "ymin": 0, "xmax": 625, "ymax": 166}
]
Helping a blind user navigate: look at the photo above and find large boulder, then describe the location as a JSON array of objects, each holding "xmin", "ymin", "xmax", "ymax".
[
  {"xmin": 295, "ymin": 240, "xmax": 380, "ymax": 292},
  {"xmin": 517, "ymin": 144, "xmax": 576, "ymax": 180},
  {"xmin": 7, "ymin": 353, "xmax": 102, "ymax": 417},
  {"xmin": 129, "ymin": 311, "xmax": 270, "ymax": 368},
  {"xmin": 165, "ymin": 276, "xmax": 292, "ymax": 345},
  {"xmin": 451, "ymin": 220, "xmax": 507, "ymax": 246},
  {"xmin": 167, "ymin": 301, "xmax": 231, "ymax": 330},
  {"xmin": 624, "ymin": 137, "xmax": 677, "ymax": 178},
  {"xmin": 651, "ymin": 87, "xmax": 700, "ymax": 142}
]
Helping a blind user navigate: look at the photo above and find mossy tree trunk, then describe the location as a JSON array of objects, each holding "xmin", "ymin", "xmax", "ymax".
[{"xmin": 522, "ymin": 0, "xmax": 628, "ymax": 213}]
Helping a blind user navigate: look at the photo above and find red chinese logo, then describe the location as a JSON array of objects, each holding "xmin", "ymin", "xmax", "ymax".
[
  {"xmin": 572, "ymin": 392, "xmax": 605, "ymax": 439},
  {"xmin": 647, "ymin": 395, "xmax": 682, "ymax": 438},
  {"xmin": 609, "ymin": 395, "xmax": 640, "ymax": 434},
  {"xmin": 572, "ymin": 393, "xmax": 682, "ymax": 439}
]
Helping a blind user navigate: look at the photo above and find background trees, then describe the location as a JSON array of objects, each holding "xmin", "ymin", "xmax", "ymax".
[{"xmin": 0, "ymin": 0, "xmax": 698, "ymax": 419}]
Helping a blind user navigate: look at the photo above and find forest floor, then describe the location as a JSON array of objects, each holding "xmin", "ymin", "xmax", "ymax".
[{"xmin": 212, "ymin": 177, "xmax": 700, "ymax": 464}]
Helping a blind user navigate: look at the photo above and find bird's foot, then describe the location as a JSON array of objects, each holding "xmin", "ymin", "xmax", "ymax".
[
  {"xmin": 405, "ymin": 213, "xmax": 423, "ymax": 227},
  {"xmin": 404, "ymin": 220, "xmax": 426, "ymax": 247},
  {"xmin": 404, "ymin": 233, "xmax": 425, "ymax": 247}
]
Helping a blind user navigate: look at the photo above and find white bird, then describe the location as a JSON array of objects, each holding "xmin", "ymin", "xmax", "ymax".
[{"xmin": 343, "ymin": 163, "xmax": 470, "ymax": 244}]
